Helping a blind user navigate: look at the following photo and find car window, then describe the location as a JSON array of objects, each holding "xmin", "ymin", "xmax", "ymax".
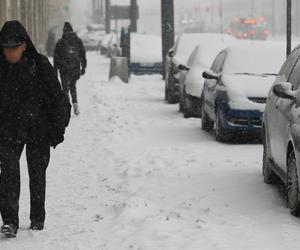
[
  {"xmin": 187, "ymin": 47, "xmax": 198, "ymax": 67},
  {"xmin": 279, "ymin": 49, "xmax": 300, "ymax": 81},
  {"xmin": 211, "ymin": 53, "xmax": 222, "ymax": 72},
  {"xmin": 288, "ymin": 56, "xmax": 300, "ymax": 89},
  {"xmin": 215, "ymin": 52, "xmax": 226, "ymax": 73},
  {"xmin": 211, "ymin": 52, "xmax": 226, "ymax": 73},
  {"xmin": 173, "ymin": 36, "xmax": 180, "ymax": 55}
]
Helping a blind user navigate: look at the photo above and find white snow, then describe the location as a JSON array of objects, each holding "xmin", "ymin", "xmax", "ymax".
[
  {"xmin": 131, "ymin": 33, "xmax": 162, "ymax": 63},
  {"xmin": 221, "ymin": 42, "xmax": 287, "ymax": 111},
  {"xmin": 185, "ymin": 38, "xmax": 235, "ymax": 97},
  {"xmin": 3, "ymin": 52, "xmax": 300, "ymax": 250},
  {"xmin": 223, "ymin": 43, "xmax": 286, "ymax": 75},
  {"xmin": 173, "ymin": 33, "xmax": 235, "ymax": 66}
]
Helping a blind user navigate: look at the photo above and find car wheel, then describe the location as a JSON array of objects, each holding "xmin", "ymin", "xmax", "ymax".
[
  {"xmin": 215, "ymin": 109, "xmax": 231, "ymax": 143},
  {"xmin": 201, "ymin": 105, "xmax": 214, "ymax": 132},
  {"xmin": 166, "ymin": 76, "xmax": 177, "ymax": 104},
  {"xmin": 179, "ymin": 87, "xmax": 184, "ymax": 112},
  {"xmin": 165, "ymin": 85, "xmax": 168, "ymax": 101},
  {"xmin": 287, "ymin": 149, "xmax": 300, "ymax": 216},
  {"xmin": 262, "ymin": 131, "xmax": 279, "ymax": 184},
  {"xmin": 183, "ymin": 90, "xmax": 192, "ymax": 118}
]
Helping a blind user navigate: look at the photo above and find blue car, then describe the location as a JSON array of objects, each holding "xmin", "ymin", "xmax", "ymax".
[
  {"xmin": 201, "ymin": 44, "xmax": 285, "ymax": 142},
  {"xmin": 130, "ymin": 62, "xmax": 162, "ymax": 75},
  {"xmin": 130, "ymin": 33, "xmax": 162, "ymax": 75}
]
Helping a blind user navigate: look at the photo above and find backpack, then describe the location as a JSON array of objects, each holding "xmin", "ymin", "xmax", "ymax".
[{"xmin": 60, "ymin": 39, "xmax": 81, "ymax": 70}]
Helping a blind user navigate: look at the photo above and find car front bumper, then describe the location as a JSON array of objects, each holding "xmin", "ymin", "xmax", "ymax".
[{"xmin": 220, "ymin": 107, "xmax": 263, "ymax": 135}]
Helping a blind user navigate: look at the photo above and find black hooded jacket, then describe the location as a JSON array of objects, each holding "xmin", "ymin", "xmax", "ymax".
[
  {"xmin": 54, "ymin": 22, "xmax": 86, "ymax": 80},
  {"xmin": 0, "ymin": 21, "xmax": 71, "ymax": 146}
]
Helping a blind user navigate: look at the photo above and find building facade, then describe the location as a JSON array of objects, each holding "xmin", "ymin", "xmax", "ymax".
[
  {"xmin": 0, "ymin": 0, "xmax": 48, "ymax": 50},
  {"xmin": 0, "ymin": 0, "xmax": 71, "ymax": 51}
]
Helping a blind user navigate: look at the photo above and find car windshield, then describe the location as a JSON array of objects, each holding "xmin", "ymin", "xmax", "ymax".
[{"xmin": 223, "ymin": 44, "xmax": 286, "ymax": 75}]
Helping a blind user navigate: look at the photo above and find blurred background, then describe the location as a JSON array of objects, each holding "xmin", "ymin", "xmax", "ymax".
[{"xmin": 0, "ymin": 0, "xmax": 299, "ymax": 51}]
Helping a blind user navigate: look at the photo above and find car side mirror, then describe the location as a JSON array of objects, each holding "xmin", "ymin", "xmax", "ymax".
[
  {"xmin": 273, "ymin": 82, "xmax": 297, "ymax": 101},
  {"xmin": 178, "ymin": 64, "xmax": 190, "ymax": 71},
  {"xmin": 168, "ymin": 50, "xmax": 174, "ymax": 57},
  {"xmin": 202, "ymin": 71, "xmax": 220, "ymax": 81}
]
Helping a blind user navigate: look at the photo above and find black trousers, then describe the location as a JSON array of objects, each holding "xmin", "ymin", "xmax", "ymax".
[
  {"xmin": 0, "ymin": 142, "xmax": 50, "ymax": 227},
  {"xmin": 61, "ymin": 74, "xmax": 78, "ymax": 104}
]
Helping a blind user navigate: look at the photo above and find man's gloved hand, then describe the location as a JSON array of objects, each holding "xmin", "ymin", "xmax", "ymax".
[
  {"xmin": 50, "ymin": 129, "xmax": 65, "ymax": 149},
  {"xmin": 81, "ymin": 68, "xmax": 86, "ymax": 76}
]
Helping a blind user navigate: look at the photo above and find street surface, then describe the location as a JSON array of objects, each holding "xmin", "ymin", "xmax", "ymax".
[{"xmin": 2, "ymin": 52, "xmax": 300, "ymax": 250}]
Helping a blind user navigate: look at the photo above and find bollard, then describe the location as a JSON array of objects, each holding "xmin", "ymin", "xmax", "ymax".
[{"xmin": 109, "ymin": 57, "xmax": 129, "ymax": 83}]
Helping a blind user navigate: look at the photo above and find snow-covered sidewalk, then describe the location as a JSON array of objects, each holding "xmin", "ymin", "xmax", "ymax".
[{"xmin": 2, "ymin": 53, "xmax": 300, "ymax": 250}]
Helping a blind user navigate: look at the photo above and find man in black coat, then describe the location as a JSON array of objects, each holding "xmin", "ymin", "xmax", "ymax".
[
  {"xmin": 0, "ymin": 21, "xmax": 71, "ymax": 238},
  {"xmin": 54, "ymin": 22, "xmax": 87, "ymax": 115}
]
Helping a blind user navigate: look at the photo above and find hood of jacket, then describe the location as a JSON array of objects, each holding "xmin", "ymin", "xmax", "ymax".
[{"xmin": 0, "ymin": 20, "xmax": 39, "ymax": 58}]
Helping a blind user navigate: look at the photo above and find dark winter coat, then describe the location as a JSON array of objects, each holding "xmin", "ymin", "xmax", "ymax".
[
  {"xmin": 0, "ymin": 21, "xmax": 71, "ymax": 147},
  {"xmin": 54, "ymin": 27, "xmax": 87, "ymax": 80}
]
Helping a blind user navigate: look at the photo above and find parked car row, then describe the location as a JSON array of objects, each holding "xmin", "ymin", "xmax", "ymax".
[
  {"xmin": 163, "ymin": 32, "xmax": 300, "ymax": 216},
  {"xmin": 98, "ymin": 31, "xmax": 162, "ymax": 75},
  {"xmin": 100, "ymin": 33, "xmax": 121, "ymax": 58},
  {"xmin": 130, "ymin": 33, "xmax": 162, "ymax": 75},
  {"xmin": 79, "ymin": 24, "xmax": 106, "ymax": 51}
]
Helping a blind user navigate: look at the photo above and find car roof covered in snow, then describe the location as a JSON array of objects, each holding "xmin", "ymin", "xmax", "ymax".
[
  {"xmin": 222, "ymin": 42, "xmax": 286, "ymax": 75},
  {"xmin": 175, "ymin": 33, "xmax": 235, "ymax": 64},
  {"xmin": 187, "ymin": 38, "xmax": 236, "ymax": 68},
  {"xmin": 131, "ymin": 33, "xmax": 162, "ymax": 63}
]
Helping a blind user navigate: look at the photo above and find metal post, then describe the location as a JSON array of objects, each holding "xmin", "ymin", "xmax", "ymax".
[
  {"xmin": 100, "ymin": 0, "xmax": 104, "ymax": 20},
  {"xmin": 287, "ymin": 0, "xmax": 292, "ymax": 57},
  {"xmin": 105, "ymin": 0, "xmax": 111, "ymax": 34},
  {"xmin": 130, "ymin": 0, "xmax": 138, "ymax": 32},
  {"xmin": 272, "ymin": 0, "xmax": 275, "ymax": 36},
  {"xmin": 161, "ymin": 0, "xmax": 175, "ymax": 78}
]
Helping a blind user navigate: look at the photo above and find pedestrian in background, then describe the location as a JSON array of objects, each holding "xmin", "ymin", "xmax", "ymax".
[
  {"xmin": 0, "ymin": 20, "xmax": 71, "ymax": 238},
  {"xmin": 54, "ymin": 22, "xmax": 87, "ymax": 115}
]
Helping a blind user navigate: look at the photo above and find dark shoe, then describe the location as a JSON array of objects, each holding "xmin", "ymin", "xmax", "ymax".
[
  {"xmin": 30, "ymin": 221, "xmax": 44, "ymax": 231},
  {"xmin": 1, "ymin": 224, "xmax": 18, "ymax": 238}
]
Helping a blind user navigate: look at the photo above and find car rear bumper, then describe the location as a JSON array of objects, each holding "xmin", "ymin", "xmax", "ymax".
[{"xmin": 130, "ymin": 63, "xmax": 162, "ymax": 75}]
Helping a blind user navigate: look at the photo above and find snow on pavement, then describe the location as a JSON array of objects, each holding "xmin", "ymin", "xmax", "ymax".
[{"xmin": 2, "ymin": 52, "xmax": 300, "ymax": 250}]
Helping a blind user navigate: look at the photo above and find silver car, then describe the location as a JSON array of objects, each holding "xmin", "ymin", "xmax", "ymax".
[{"xmin": 263, "ymin": 45, "xmax": 300, "ymax": 216}]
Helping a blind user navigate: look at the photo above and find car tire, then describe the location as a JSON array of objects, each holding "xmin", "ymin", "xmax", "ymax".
[
  {"xmin": 215, "ymin": 109, "xmax": 231, "ymax": 143},
  {"xmin": 262, "ymin": 131, "xmax": 280, "ymax": 184},
  {"xmin": 167, "ymin": 88, "xmax": 177, "ymax": 104},
  {"xmin": 165, "ymin": 85, "xmax": 168, "ymax": 101},
  {"xmin": 287, "ymin": 149, "xmax": 300, "ymax": 217},
  {"xmin": 183, "ymin": 90, "xmax": 192, "ymax": 118},
  {"xmin": 179, "ymin": 87, "xmax": 184, "ymax": 112},
  {"xmin": 201, "ymin": 105, "xmax": 214, "ymax": 132},
  {"xmin": 166, "ymin": 76, "xmax": 177, "ymax": 104}
]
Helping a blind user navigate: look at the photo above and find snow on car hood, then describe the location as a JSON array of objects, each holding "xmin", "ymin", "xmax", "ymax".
[{"xmin": 222, "ymin": 74, "xmax": 276, "ymax": 111}]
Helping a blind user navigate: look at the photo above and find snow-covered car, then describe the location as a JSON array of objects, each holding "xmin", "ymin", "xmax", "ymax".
[
  {"xmin": 100, "ymin": 34, "xmax": 113, "ymax": 55},
  {"xmin": 130, "ymin": 33, "xmax": 162, "ymax": 75},
  {"xmin": 165, "ymin": 33, "xmax": 235, "ymax": 104},
  {"xmin": 201, "ymin": 43, "xmax": 286, "ymax": 142},
  {"xmin": 100, "ymin": 33, "xmax": 120, "ymax": 57},
  {"xmin": 80, "ymin": 24, "xmax": 105, "ymax": 51},
  {"xmin": 263, "ymin": 45, "xmax": 300, "ymax": 216},
  {"xmin": 179, "ymin": 39, "xmax": 235, "ymax": 118}
]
